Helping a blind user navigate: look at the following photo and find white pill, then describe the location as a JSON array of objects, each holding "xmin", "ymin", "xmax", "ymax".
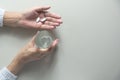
[
  {"xmin": 40, "ymin": 18, "xmax": 47, "ymax": 22},
  {"xmin": 36, "ymin": 17, "xmax": 40, "ymax": 23}
]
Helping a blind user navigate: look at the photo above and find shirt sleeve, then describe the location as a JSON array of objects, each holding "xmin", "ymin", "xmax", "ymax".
[
  {"xmin": 0, "ymin": 8, "xmax": 5, "ymax": 27},
  {"xmin": 0, "ymin": 67, "xmax": 17, "ymax": 80}
]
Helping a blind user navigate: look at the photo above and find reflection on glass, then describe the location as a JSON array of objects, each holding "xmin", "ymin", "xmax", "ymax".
[{"xmin": 35, "ymin": 30, "xmax": 55, "ymax": 49}]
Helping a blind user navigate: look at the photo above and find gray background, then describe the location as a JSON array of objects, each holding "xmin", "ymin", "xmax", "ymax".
[{"xmin": 0, "ymin": 0, "xmax": 120, "ymax": 80}]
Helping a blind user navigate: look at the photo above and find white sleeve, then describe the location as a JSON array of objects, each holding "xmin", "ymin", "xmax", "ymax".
[
  {"xmin": 0, "ymin": 8, "xmax": 5, "ymax": 27},
  {"xmin": 0, "ymin": 67, "xmax": 17, "ymax": 80}
]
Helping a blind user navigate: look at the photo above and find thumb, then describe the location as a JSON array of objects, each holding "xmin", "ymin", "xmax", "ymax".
[
  {"xmin": 28, "ymin": 31, "xmax": 39, "ymax": 46},
  {"xmin": 35, "ymin": 6, "xmax": 51, "ymax": 12},
  {"xmin": 47, "ymin": 39, "xmax": 59, "ymax": 52}
]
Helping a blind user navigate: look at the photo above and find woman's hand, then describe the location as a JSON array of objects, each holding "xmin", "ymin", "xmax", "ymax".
[
  {"xmin": 4, "ymin": 6, "xmax": 62, "ymax": 29},
  {"xmin": 7, "ymin": 33, "xmax": 58, "ymax": 75}
]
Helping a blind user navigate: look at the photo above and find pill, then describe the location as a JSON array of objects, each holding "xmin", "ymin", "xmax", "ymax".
[
  {"xmin": 40, "ymin": 18, "xmax": 47, "ymax": 22},
  {"xmin": 36, "ymin": 17, "xmax": 40, "ymax": 23}
]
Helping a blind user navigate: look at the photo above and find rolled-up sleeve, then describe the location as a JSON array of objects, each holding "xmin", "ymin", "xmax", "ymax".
[
  {"xmin": 0, "ymin": 8, "xmax": 5, "ymax": 27},
  {"xmin": 0, "ymin": 67, "xmax": 17, "ymax": 80}
]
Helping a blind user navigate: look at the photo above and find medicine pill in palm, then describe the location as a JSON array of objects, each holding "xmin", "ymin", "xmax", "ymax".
[
  {"xmin": 40, "ymin": 18, "xmax": 47, "ymax": 22},
  {"xmin": 36, "ymin": 17, "xmax": 40, "ymax": 23}
]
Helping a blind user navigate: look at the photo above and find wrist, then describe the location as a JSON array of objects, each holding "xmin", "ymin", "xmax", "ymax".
[
  {"xmin": 7, "ymin": 57, "xmax": 25, "ymax": 75},
  {"xmin": 3, "ymin": 11, "xmax": 22, "ymax": 27}
]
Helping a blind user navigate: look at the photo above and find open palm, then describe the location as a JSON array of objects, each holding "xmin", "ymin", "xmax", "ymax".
[{"xmin": 19, "ymin": 6, "xmax": 62, "ymax": 29}]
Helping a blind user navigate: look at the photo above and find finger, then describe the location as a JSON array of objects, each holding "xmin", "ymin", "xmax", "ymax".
[
  {"xmin": 36, "ymin": 39, "xmax": 58, "ymax": 59},
  {"xmin": 47, "ymin": 39, "xmax": 59, "ymax": 52},
  {"xmin": 40, "ymin": 24, "xmax": 55, "ymax": 29},
  {"xmin": 46, "ymin": 17, "xmax": 63, "ymax": 24},
  {"xmin": 35, "ymin": 6, "xmax": 51, "ymax": 12},
  {"xmin": 45, "ymin": 12, "xmax": 61, "ymax": 19},
  {"xmin": 28, "ymin": 35, "xmax": 36, "ymax": 46},
  {"xmin": 28, "ymin": 47, "xmax": 38, "ymax": 53},
  {"xmin": 36, "ymin": 22, "xmax": 42, "ymax": 28},
  {"xmin": 37, "ymin": 39, "xmax": 58, "ymax": 53},
  {"xmin": 28, "ymin": 31, "xmax": 39, "ymax": 46},
  {"xmin": 44, "ymin": 21, "xmax": 60, "ymax": 26},
  {"xmin": 36, "ymin": 48, "xmax": 48, "ymax": 58},
  {"xmin": 36, "ymin": 53, "xmax": 47, "ymax": 60}
]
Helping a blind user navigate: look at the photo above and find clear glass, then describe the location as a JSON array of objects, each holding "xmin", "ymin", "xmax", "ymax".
[{"xmin": 35, "ymin": 30, "xmax": 55, "ymax": 49}]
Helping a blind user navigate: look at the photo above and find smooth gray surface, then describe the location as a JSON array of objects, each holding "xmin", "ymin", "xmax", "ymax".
[{"xmin": 0, "ymin": 0, "xmax": 120, "ymax": 80}]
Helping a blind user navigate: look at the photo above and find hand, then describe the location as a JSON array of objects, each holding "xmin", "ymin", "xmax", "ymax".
[
  {"xmin": 4, "ymin": 6, "xmax": 62, "ymax": 29},
  {"xmin": 7, "ymin": 33, "xmax": 58, "ymax": 75},
  {"xmin": 19, "ymin": 6, "xmax": 62, "ymax": 29}
]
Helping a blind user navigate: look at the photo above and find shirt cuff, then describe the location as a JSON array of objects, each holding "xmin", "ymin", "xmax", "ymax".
[
  {"xmin": 0, "ymin": 67, "xmax": 17, "ymax": 80},
  {"xmin": 0, "ymin": 8, "xmax": 5, "ymax": 27}
]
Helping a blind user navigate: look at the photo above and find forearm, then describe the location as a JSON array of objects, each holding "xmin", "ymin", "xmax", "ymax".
[
  {"xmin": 3, "ymin": 11, "xmax": 22, "ymax": 27},
  {"xmin": 7, "ymin": 57, "xmax": 25, "ymax": 75}
]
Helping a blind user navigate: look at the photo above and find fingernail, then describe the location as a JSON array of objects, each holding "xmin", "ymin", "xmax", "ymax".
[
  {"xmin": 52, "ymin": 26, "xmax": 55, "ymax": 28},
  {"xmin": 56, "ymin": 15, "xmax": 61, "ymax": 18},
  {"xmin": 56, "ymin": 23, "xmax": 60, "ymax": 26},
  {"xmin": 58, "ymin": 20, "xmax": 63, "ymax": 23}
]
